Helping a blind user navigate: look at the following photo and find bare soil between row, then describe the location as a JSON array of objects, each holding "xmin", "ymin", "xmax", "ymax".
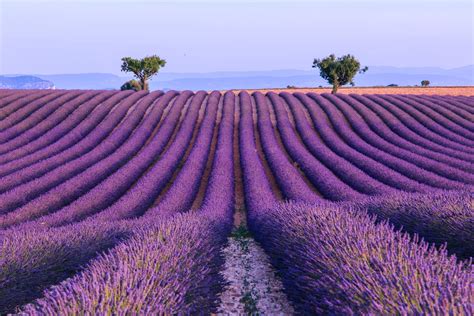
[{"xmin": 228, "ymin": 86, "xmax": 474, "ymax": 96}]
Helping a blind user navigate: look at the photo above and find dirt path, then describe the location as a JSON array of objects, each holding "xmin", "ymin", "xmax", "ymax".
[
  {"xmin": 229, "ymin": 86, "xmax": 474, "ymax": 96},
  {"xmin": 217, "ymin": 232, "xmax": 294, "ymax": 315},
  {"xmin": 217, "ymin": 94, "xmax": 294, "ymax": 315}
]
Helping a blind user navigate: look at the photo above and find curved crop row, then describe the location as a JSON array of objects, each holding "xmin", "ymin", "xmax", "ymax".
[
  {"xmin": 267, "ymin": 92, "xmax": 366, "ymax": 200},
  {"xmin": 330, "ymin": 94, "xmax": 474, "ymax": 183},
  {"xmin": 0, "ymin": 220, "xmax": 136, "ymax": 314},
  {"xmin": 0, "ymin": 91, "xmax": 84, "ymax": 141},
  {"xmin": 357, "ymin": 190, "xmax": 474, "ymax": 260},
  {"xmin": 248, "ymin": 201, "xmax": 472, "ymax": 314},
  {"xmin": 0, "ymin": 91, "xmax": 69, "ymax": 132},
  {"xmin": 0, "ymin": 91, "xmax": 112, "ymax": 158},
  {"xmin": 377, "ymin": 94, "xmax": 474, "ymax": 148},
  {"xmin": 0, "ymin": 91, "xmax": 34, "ymax": 110},
  {"xmin": 438, "ymin": 96, "xmax": 474, "ymax": 114},
  {"xmin": 0, "ymin": 90, "xmax": 54, "ymax": 122},
  {"xmin": 238, "ymin": 91, "xmax": 277, "ymax": 211},
  {"xmin": 336, "ymin": 93, "xmax": 474, "ymax": 173},
  {"xmin": 252, "ymin": 92, "xmax": 321, "ymax": 203},
  {"xmin": 140, "ymin": 91, "xmax": 221, "ymax": 219},
  {"xmin": 0, "ymin": 90, "xmax": 472, "ymax": 314},
  {"xmin": 278, "ymin": 92, "xmax": 396, "ymax": 196},
  {"xmin": 0, "ymin": 91, "xmax": 134, "ymax": 172},
  {"xmin": 0, "ymin": 92, "xmax": 148, "ymax": 191},
  {"xmin": 0, "ymin": 91, "xmax": 168, "ymax": 225},
  {"xmin": 352, "ymin": 94, "xmax": 473, "ymax": 161},
  {"xmin": 315, "ymin": 94, "xmax": 467, "ymax": 190},
  {"xmin": 18, "ymin": 90, "xmax": 236, "ymax": 315},
  {"xmin": 295, "ymin": 93, "xmax": 432, "ymax": 192},
  {"xmin": 33, "ymin": 91, "xmax": 207, "ymax": 227},
  {"xmin": 407, "ymin": 95, "xmax": 474, "ymax": 132}
]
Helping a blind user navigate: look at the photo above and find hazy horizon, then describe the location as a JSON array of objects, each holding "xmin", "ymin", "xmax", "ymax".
[{"xmin": 1, "ymin": 0, "xmax": 473, "ymax": 75}]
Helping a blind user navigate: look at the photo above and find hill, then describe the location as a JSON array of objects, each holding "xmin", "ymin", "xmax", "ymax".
[
  {"xmin": 4, "ymin": 65, "xmax": 472, "ymax": 90},
  {"xmin": 0, "ymin": 76, "xmax": 55, "ymax": 89},
  {"xmin": 0, "ymin": 89, "xmax": 472, "ymax": 314}
]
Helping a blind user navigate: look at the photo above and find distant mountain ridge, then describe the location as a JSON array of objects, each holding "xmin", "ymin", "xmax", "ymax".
[
  {"xmin": 3, "ymin": 65, "xmax": 472, "ymax": 90},
  {"xmin": 0, "ymin": 75, "xmax": 55, "ymax": 89}
]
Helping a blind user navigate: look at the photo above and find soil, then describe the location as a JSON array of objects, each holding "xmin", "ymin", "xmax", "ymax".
[{"xmin": 228, "ymin": 86, "xmax": 474, "ymax": 96}]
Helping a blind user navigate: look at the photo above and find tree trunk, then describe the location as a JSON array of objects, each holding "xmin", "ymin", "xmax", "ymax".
[
  {"xmin": 331, "ymin": 83, "xmax": 339, "ymax": 94},
  {"xmin": 141, "ymin": 77, "xmax": 148, "ymax": 91}
]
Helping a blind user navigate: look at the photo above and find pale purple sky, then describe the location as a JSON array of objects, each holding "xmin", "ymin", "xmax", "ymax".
[{"xmin": 1, "ymin": 0, "xmax": 473, "ymax": 74}]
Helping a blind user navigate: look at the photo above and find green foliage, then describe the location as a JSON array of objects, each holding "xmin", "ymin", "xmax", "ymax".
[
  {"xmin": 240, "ymin": 291, "xmax": 258, "ymax": 315},
  {"xmin": 121, "ymin": 55, "xmax": 166, "ymax": 91},
  {"xmin": 421, "ymin": 80, "xmax": 430, "ymax": 87},
  {"xmin": 312, "ymin": 54, "xmax": 368, "ymax": 94},
  {"xmin": 120, "ymin": 80, "xmax": 142, "ymax": 92},
  {"xmin": 231, "ymin": 225, "xmax": 252, "ymax": 239},
  {"xmin": 387, "ymin": 84, "xmax": 399, "ymax": 87}
]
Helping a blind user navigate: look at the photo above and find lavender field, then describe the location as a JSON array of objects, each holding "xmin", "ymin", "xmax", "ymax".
[{"xmin": 0, "ymin": 89, "xmax": 472, "ymax": 314}]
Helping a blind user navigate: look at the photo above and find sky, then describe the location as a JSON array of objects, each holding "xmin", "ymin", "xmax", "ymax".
[{"xmin": 0, "ymin": 0, "xmax": 473, "ymax": 75}]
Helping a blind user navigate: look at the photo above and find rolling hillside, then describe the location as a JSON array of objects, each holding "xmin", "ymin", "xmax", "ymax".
[{"xmin": 0, "ymin": 89, "xmax": 472, "ymax": 314}]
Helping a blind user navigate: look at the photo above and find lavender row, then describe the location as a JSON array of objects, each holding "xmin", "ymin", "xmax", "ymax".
[
  {"xmin": 0, "ymin": 220, "xmax": 137, "ymax": 314},
  {"xmin": 0, "ymin": 90, "xmax": 20, "ymax": 102},
  {"xmin": 238, "ymin": 104, "xmax": 471, "ymax": 313},
  {"xmin": 356, "ymin": 94, "xmax": 474, "ymax": 161},
  {"xmin": 388, "ymin": 95, "xmax": 474, "ymax": 144},
  {"xmin": 330, "ymin": 94, "xmax": 474, "ymax": 183},
  {"xmin": 267, "ymin": 92, "xmax": 366, "ymax": 200},
  {"xmin": 0, "ymin": 92, "xmax": 148, "ymax": 191},
  {"xmin": 248, "ymin": 201, "xmax": 472, "ymax": 314},
  {"xmin": 0, "ymin": 91, "xmax": 133, "ymax": 171},
  {"xmin": 75, "ymin": 91, "xmax": 206, "ymax": 222},
  {"xmin": 437, "ymin": 96, "xmax": 474, "ymax": 114},
  {"xmin": 408, "ymin": 95, "xmax": 474, "ymax": 132},
  {"xmin": 252, "ymin": 92, "xmax": 321, "ymax": 203},
  {"xmin": 0, "ymin": 92, "xmax": 177, "ymax": 311},
  {"xmin": 20, "ymin": 214, "xmax": 222, "ymax": 314},
  {"xmin": 0, "ymin": 91, "xmax": 109, "ymax": 157},
  {"xmin": 139, "ymin": 91, "xmax": 221, "ymax": 219},
  {"xmin": 356, "ymin": 190, "xmax": 474, "ymax": 260},
  {"xmin": 0, "ymin": 91, "xmax": 34, "ymax": 110},
  {"xmin": 142, "ymin": 90, "xmax": 234, "ymax": 219},
  {"xmin": 378, "ymin": 94, "xmax": 474, "ymax": 149},
  {"xmin": 296, "ymin": 93, "xmax": 432, "ymax": 192},
  {"xmin": 422, "ymin": 95, "xmax": 474, "ymax": 118},
  {"xmin": 334, "ymin": 93, "xmax": 474, "ymax": 175},
  {"xmin": 7, "ymin": 91, "xmax": 232, "ymax": 314},
  {"xmin": 350, "ymin": 93, "xmax": 474, "ymax": 162},
  {"xmin": 238, "ymin": 91, "xmax": 277, "ymax": 211},
  {"xmin": 33, "ymin": 91, "xmax": 206, "ymax": 227},
  {"xmin": 0, "ymin": 91, "xmax": 71, "ymax": 134},
  {"xmin": 19, "ymin": 91, "xmax": 236, "ymax": 315},
  {"xmin": 0, "ymin": 91, "xmax": 169, "ymax": 224},
  {"xmin": 0, "ymin": 90, "xmax": 54, "ymax": 122},
  {"xmin": 0, "ymin": 91, "xmax": 82, "ymax": 141},
  {"xmin": 314, "ymin": 93, "xmax": 467, "ymax": 190},
  {"xmin": 278, "ymin": 92, "xmax": 396, "ymax": 196}
]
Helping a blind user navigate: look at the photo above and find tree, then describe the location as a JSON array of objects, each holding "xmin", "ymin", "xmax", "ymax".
[
  {"xmin": 421, "ymin": 80, "xmax": 430, "ymax": 87},
  {"xmin": 120, "ymin": 55, "xmax": 166, "ymax": 91},
  {"xmin": 312, "ymin": 54, "xmax": 368, "ymax": 94},
  {"xmin": 120, "ymin": 79, "xmax": 142, "ymax": 92}
]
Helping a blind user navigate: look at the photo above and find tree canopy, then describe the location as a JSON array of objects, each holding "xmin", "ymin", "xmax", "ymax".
[
  {"xmin": 121, "ymin": 55, "xmax": 166, "ymax": 91},
  {"xmin": 312, "ymin": 54, "xmax": 368, "ymax": 93},
  {"xmin": 120, "ymin": 79, "xmax": 142, "ymax": 92},
  {"xmin": 421, "ymin": 80, "xmax": 430, "ymax": 87}
]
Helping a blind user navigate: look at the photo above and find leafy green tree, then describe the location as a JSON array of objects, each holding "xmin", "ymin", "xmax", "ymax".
[
  {"xmin": 120, "ymin": 55, "xmax": 166, "ymax": 91},
  {"xmin": 421, "ymin": 80, "xmax": 430, "ymax": 87},
  {"xmin": 312, "ymin": 54, "xmax": 368, "ymax": 94},
  {"xmin": 120, "ymin": 79, "xmax": 142, "ymax": 92}
]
